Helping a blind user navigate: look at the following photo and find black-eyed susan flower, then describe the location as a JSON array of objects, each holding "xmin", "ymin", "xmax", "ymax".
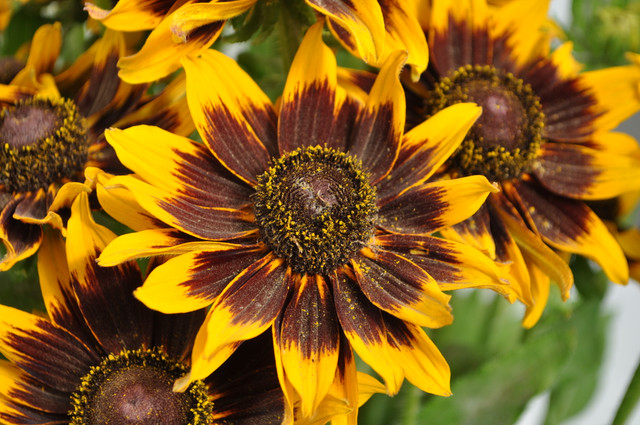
[
  {"xmin": 0, "ymin": 192, "xmax": 285, "ymax": 424},
  {"xmin": 403, "ymin": 0, "xmax": 640, "ymax": 327},
  {"xmin": 97, "ymin": 21, "xmax": 509, "ymax": 422},
  {"xmin": 84, "ymin": 0, "xmax": 427, "ymax": 83},
  {"xmin": 0, "ymin": 23, "xmax": 193, "ymax": 271}
]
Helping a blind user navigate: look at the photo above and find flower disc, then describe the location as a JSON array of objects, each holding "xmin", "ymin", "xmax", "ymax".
[
  {"xmin": 0, "ymin": 96, "xmax": 88, "ymax": 193},
  {"xmin": 425, "ymin": 65, "xmax": 545, "ymax": 181},
  {"xmin": 253, "ymin": 146, "xmax": 377, "ymax": 275},
  {"xmin": 70, "ymin": 348, "xmax": 212, "ymax": 425}
]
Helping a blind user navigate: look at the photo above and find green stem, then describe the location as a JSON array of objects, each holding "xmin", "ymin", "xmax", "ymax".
[
  {"xmin": 400, "ymin": 384, "xmax": 423, "ymax": 425},
  {"xmin": 612, "ymin": 355, "xmax": 640, "ymax": 425}
]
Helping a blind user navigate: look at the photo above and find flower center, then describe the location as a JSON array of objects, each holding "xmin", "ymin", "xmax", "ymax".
[
  {"xmin": 0, "ymin": 97, "xmax": 89, "ymax": 193},
  {"xmin": 253, "ymin": 146, "xmax": 377, "ymax": 275},
  {"xmin": 425, "ymin": 65, "xmax": 544, "ymax": 181},
  {"xmin": 70, "ymin": 348, "xmax": 212, "ymax": 425}
]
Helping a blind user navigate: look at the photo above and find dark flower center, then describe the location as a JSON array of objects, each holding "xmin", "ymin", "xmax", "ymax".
[
  {"xmin": 0, "ymin": 97, "xmax": 89, "ymax": 193},
  {"xmin": 69, "ymin": 348, "xmax": 212, "ymax": 425},
  {"xmin": 425, "ymin": 65, "xmax": 544, "ymax": 181},
  {"xmin": 253, "ymin": 146, "xmax": 377, "ymax": 275}
]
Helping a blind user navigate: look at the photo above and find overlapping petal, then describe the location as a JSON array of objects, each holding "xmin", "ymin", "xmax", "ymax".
[{"xmin": 183, "ymin": 50, "xmax": 278, "ymax": 184}]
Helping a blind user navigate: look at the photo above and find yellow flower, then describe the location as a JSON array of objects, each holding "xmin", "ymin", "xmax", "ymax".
[
  {"xmin": 403, "ymin": 0, "xmax": 640, "ymax": 327},
  {"xmin": 97, "ymin": 22, "xmax": 508, "ymax": 422}
]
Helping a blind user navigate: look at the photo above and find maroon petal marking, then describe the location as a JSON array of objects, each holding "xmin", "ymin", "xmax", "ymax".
[
  {"xmin": 13, "ymin": 189, "xmax": 48, "ymax": 221},
  {"xmin": 278, "ymin": 80, "xmax": 342, "ymax": 153},
  {"xmin": 2, "ymin": 370, "xmax": 70, "ymax": 415},
  {"xmin": 377, "ymin": 183, "xmax": 448, "ymax": 234},
  {"xmin": 0, "ymin": 195, "xmax": 43, "ymax": 265},
  {"xmin": 533, "ymin": 144, "xmax": 599, "ymax": 198}
]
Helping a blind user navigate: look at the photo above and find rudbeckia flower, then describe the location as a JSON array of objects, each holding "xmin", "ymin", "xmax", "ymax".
[
  {"xmin": 0, "ymin": 192, "xmax": 285, "ymax": 424},
  {"xmin": 403, "ymin": 0, "xmax": 640, "ymax": 327},
  {"xmin": 0, "ymin": 23, "xmax": 193, "ymax": 271},
  {"xmin": 84, "ymin": 0, "xmax": 427, "ymax": 83},
  {"xmin": 98, "ymin": 21, "xmax": 508, "ymax": 422}
]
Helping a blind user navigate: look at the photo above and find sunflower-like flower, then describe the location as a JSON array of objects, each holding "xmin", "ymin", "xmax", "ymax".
[
  {"xmin": 0, "ymin": 192, "xmax": 286, "ymax": 424},
  {"xmin": 84, "ymin": 0, "xmax": 427, "ymax": 83},
  {"xmin": 0, "ymin": 23, "xmax": 194, "ymax": 271},
  {"xmin": 97, "ymin": 21, "xmax": 508, "ymax": 421},
  {"xmin": 402, "ymin": 0, "xmax": 640, "ymax": 327}
]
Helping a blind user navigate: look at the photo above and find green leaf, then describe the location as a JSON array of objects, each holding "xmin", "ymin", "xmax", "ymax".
[
  {"xmin": 543, "ymin": 299, "xmax": 608, "ymax": 425},
  {"xmin": 416, "ymin": 305, "xmax": 581, "ymax": 425}
]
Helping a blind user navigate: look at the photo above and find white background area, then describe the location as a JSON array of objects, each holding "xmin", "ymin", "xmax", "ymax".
[{"xmin": 516, "ymin": 2, "xmax": 640, "ymax": 424}]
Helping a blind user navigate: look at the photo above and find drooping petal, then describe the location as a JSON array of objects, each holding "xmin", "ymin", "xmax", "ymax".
[
  {"xmin": 11, "ymin": 23, "xmax": 61, "ymax": 88},
  {"xmin": 521, "ymin": 254, "xmax": 551, "ymax": 329},
  {"xmin": 118, "ymin": 13, "xmax": 223, "ymax": 83},
  {"xmin": 187, "ymin": 254, "xmax": 290, "ymax": 384},
  {"xmin": 66, "ymin": 193, "xmax": 154, "ymax": 354},
  {"xmin": 11, "ymin": 189, "xmax": 48, "ymax": 223},
  {"xmin": 280, "ymin": 274, "xmax": 340, "ymax": 418},
  {"xmin": 378, "ymin": 175, "xmax": 498, "ymax": 234},
  {"xmin": 0, "ymin": 195, "xmax": 43, "ymax": 271},
  {"xmin": 133, "ymin": 245, "xmax": 267, "ymax": 314},
  {"xmin": 375, "ymin": 103, "xmax": 481, "ymax": 200},
  {"xmin": 352, "ymin": 247, "xmax": 453, "ymax": 328},
  {"xmin": 440, "ymin": 203, "xmax": 496, "ymax": 258},
  {"xmin": 509, "ymin": 180, "xmax": 628, "ymax": 284},
  {"xmin": 105, "ymin": 174, "xmax": 256, "ymax": 241},
  {"xmin": 0, "ymin": 305, "xmax": 98, "ymax": 393},
  {"xmin": 313, "ymin": 0, "xmax": 384, "ymax": 65},
  {"xmin": 534, "ymin": 143, "xmax": 640, "ymax": 199},
  {"xmin": 491, "ymin": 188, "xmax": 573, "ymax": 299},
  {"xmin": 183, "ymin": 50, "xmax": 278, "ymax": 185},
  {"xmin": 348, "ymin": 50, "xmax": 407, "ymax": 184},
  {"xmin": 278, "ymin": 22, "xmax": 344, "ymax": 153}
]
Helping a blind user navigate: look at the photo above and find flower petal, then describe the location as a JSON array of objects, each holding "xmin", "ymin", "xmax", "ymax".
[
  {"xmin": 170, "ymin": 1, "xmax": 256, "ymax": 42},
  {"xmin": 0, "ymin": 360, "xmax": 69, "ymax": 415},
  {"xmin": 378, "ymin": 175, "xmax": 498, "ymax": 234},
  {"xmin": 183, "ymin": 49, "xmax": 278, "ymax": 185},
  {"xmin": 0, "ymin": 195, "xmax": 42, "ymax": 271},
  {"xmin": 105, "ymin": 125, "xmax": 253, "ymax": 208},
  {"xmin": 280, "ymin": 274, "xmax": 340, "ymax": 418},
  {"xmin": 509, "ymin": 180, "xmax": 628, "ymax": 284},
  {"xmin": 373, "ymin": 232, "xmax": 512, "ymax": 298},
  {"xmin": 118, "ymin": 14, "xmax": 223, "ymax": 83},
  {"xmin": 66, "ymin": 193, "xmax": 153, "ymax": 354},
  {"xmin": 206, "ymin": 332, "xmax": 285, "ymax": 424},
  {"xmin": 188, "ymin": 254, "xmax": 290, "ymax": 383},
  {"xmin": 278, "ymin": 22, "xmax": 344, "ymax": 153},
  {"xmin": 348, "ymin": 50, "xmax": 407, "ymax": 184},
  {"xmin": 352, "ymin": 247, "xmax": 453, "ymax": 328},
  {"xmin": 375, "ymin": 103, "xmax": 481, "ymax": 200},
  {"xmin": 133, "ymin": 245, "xmax": 266, "ymax": 314},
  {"xmin": 105, "ymin": 174, "xmax": 255, "ymax": 240},
  {"xmin": 84, "ymin": 0, "xmax": 174, "ymax": 30},
  {"xmin": 534, "ymin": 143, "xmax": 640, "ymax": 199},
  {"xmin": 0, "ymin": 305, "xmax": 98, "ymax": 393},
  {"xmin": 521, "ymin": 255, "xmax": 551, "ymax": 329}
]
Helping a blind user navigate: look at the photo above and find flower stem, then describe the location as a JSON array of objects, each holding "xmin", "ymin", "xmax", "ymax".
[
  {"xmin": 612, "ymin": 354, "xmax": 640, "ymax": 425},
  {"xmin": 401, "ymin": 384, "xmax": 423, "ymax": 425}
]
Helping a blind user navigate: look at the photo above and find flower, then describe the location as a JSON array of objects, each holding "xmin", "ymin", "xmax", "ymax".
[
  {"xmin": 0, "ymin": 23, "xmax": 193, "ymax": 270},
  {"xmin": 84, "ymin": 0, "xmax": 427, "ymax": 83},
  {"xmin": 97, "ymin": 21, "xmax": 508, "ymax": 421},
  {"xmin": 0, "ymin": 192, "xmax": 285, "ymax": 424},
  {"xmin": 403, "ymin": 0, "xmax": 640, "ymax": 326}
]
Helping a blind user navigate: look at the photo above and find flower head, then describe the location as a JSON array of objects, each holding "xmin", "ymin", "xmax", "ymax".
[
  {"xmin": 98, "ymin": 21, "xmax": 508, "ymax": 421},
  {"xmin": 403, "ymin": 0, "xmax": 640, "ymax": 326},
  {"xmin": 0, "ymin": 192, "xmax": 285, "ymax": 424},
  {"xmin": 0, "ymin": 23, "xmax": 193, "ymax": 271}
]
